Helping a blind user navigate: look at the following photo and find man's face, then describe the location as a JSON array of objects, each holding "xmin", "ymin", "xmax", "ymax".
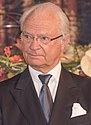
[{"xmin": 20, "ymin": 12, "xmax": 66, "ymax": 72}]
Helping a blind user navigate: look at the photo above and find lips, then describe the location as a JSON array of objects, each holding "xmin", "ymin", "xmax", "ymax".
[
  {"xmin": 28, "ymin": 53, "xmax": 44, "ymax": 58},
  {"xmin": 29, "ymin": 53, "xmax": 41, "ymax": 56}
]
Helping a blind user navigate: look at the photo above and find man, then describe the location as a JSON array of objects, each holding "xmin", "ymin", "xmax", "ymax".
[{"xmin": 0, "ymin": 2, "xmax": 91, "ymax": 125}]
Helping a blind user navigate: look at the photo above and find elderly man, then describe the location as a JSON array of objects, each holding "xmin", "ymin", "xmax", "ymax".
[{"xmin": 0, "ymin": 2, "xmax": 91, "ymax": 125}]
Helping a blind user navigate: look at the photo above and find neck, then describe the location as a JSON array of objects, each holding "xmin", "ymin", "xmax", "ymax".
[{"xmin": 30, "ymin": 62, "xmax": 60, "ymax": 73}]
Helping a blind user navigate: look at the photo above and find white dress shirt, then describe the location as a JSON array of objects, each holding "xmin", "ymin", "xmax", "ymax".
[{"xmin": 28, "ymin": 62, "xmax": 61, "ymax": 102}]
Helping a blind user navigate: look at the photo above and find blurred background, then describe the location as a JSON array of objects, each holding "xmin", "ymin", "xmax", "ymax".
[
  {"xmin": 0, "ymin": 0, "xmax": 91, "ymax": 46},
  {"xmin": 0, "ymin": 0, "xmax": 91, "ymax": 81}
]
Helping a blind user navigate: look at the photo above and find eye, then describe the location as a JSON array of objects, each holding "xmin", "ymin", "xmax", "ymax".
[
  {"xmin": 40, "ymin": 36, "xmax": 50, "ymax": 43},
  {"xmin": 24, "ymin": 34, "xmax": 31, "ymax": 39},
  {"xmin": 23, "ymin": 34, "xmax": 34, "ymax": 40},
  {"xmin": 42, "ymin": 36, "xmax": 48, "ymax": 40}
]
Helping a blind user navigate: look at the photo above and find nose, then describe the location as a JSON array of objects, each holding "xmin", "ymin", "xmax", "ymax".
[{"xmin": 29, "ymin": 37, "xmax": 40, "ymax": 50}]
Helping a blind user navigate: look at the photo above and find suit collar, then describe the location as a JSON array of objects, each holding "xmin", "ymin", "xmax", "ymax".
[
  {"xmin": 15, "ymin": 68, "xmax": 31, "ymax": 90},
  {"xmin": 10, "ymin": 68, "xmax": 47, "ymax": 125},
  {"xmin": 49, "ymin": 67, "xmax": 82, "ymax": 125},
  {"xmin": 10, "ymin": 67, "xmax": 82, "ymax": 125},
  {"xmin": 15, "ymin": 66, "xmax": 76, "ymax": 90}
]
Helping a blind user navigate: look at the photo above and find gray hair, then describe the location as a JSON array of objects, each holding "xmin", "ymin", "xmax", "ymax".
[{"xmin": 20, "ymin": 2, "xmax": 70, "ymax": 35}]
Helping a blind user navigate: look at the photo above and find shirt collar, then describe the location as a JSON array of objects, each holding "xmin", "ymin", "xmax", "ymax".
[
  {"xmin": 28, "ymin": 62, "xmax": 61, "ymax": 101},
  {"xmin": 28, "ymin": 62, "xmax": 61, "ymax": 80}
]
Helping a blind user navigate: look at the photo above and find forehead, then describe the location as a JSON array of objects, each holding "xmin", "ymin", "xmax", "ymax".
[{"xmin": 23, "ymin": 9, "xmax": 60, "ymax": 35}]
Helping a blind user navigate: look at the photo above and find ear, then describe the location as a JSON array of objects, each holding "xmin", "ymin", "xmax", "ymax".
[
  {"xmin": 61, "ymin": 34, "xmax": 70, "ymax": 51},
  {"xmin": 15, "ymin": 38, "xmax": 22, "ymax": 50},
  {"xmin": 62, "ymin": 34, "xmax": 70, "ymax": 44}
]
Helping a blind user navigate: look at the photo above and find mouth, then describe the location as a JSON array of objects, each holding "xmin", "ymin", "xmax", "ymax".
[
  {"xmin": 28, "ymin": 53, "xmax": 44, "ymax": 59},
  {"xmin": 29, "ymin": 53, "xmax": 41, "ymax": 56}
]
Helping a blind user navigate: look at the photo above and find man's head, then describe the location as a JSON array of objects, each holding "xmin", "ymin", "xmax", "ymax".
[{"xmin": 19, "ymin": 2, "xmax": 70, "ymax": 73}]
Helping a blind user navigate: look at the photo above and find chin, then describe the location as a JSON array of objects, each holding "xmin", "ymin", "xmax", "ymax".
[{"xmin": 28, "ymin": 61, "xmax": 45, "ymax": 67}]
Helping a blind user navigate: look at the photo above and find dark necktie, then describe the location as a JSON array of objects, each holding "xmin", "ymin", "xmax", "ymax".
[{"xmin": 38, "ymin": 74, "xmax": 53, "ymax": 123}]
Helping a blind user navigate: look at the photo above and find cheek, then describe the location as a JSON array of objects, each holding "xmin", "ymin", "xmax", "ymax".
[
  {"xmin": 51, "ymin": 43, "xmax": 62, "ymax": 55},
  {"xmin": 21, "ymin": 44, "xmax": 29, "ymax": 52},
  {"xmin": 45, "ymin": 45, "xmax": 61, "ymax": 60},
  {"xmin": 50, "ymin": 50, "xmax": 60, "ymax": 60}
]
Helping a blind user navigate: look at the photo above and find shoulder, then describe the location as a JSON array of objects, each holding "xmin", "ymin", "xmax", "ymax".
[
  {"xmin": 62, "ymin": 67, "xmax": 91, "ymax": 84},
  {"xmin": 69, "ymin": 70, "xmax": 91, "ymax": 87},
  {"xmin": 0, "ymin": 73, "xmax": 21, "ymax": 92},
  {"xmin": 0, "ymin": 68, "xmax": 29, "ymax": 89},
  {"xmin": 63, "ymin": 68, "xmax": 91, "ymax": 104},
  {"xmin": 0, "ymin": 73, "xmax": 21, "ymax": 104},
  {"xmin": 0, "ymin": 68, "xmax": 29, "ymax": 95},
  {"xmin": 62, "ymin": 67, "xmax": 91, "ymax": 94}
]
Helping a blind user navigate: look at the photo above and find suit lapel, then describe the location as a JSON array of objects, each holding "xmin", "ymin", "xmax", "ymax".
[
  {"xmin": 10, "ymin": 68, "xmax": 47, "ymax": 125},
  {"xmin": 10, "ymin": 67, "xmax": 86, "ymax": 125},
  {"xmin": 49, "ymin": 67, "xmax": 81, "ymax": 125}
]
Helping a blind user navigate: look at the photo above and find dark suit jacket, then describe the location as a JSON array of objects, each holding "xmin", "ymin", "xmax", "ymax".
[{"xmin": 0, "ymin": 67, "xmax": 91, "ymax": 125}]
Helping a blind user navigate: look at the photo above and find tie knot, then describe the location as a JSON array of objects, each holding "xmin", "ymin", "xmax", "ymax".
[{"xmin": 38, "ymin": 74, "xmax": 52, "ymax": 85}]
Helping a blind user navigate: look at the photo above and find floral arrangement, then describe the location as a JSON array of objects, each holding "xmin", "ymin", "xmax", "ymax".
[
  {"xmin": 0, "ymin": 45, "xmax": 27, "ymax": 81},
  {"xmin": 0, "ymin": 42, "xmax": 91, "ymax": 81},
  {"xmin": 62, "ymin": 43, "xmax": 91, "ymax": 76}
]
